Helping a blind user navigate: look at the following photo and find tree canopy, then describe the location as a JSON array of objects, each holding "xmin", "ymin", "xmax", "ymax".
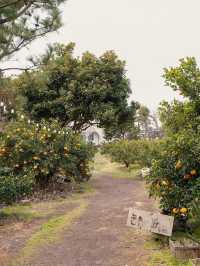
[
  {"xmin": 0, "ymin": 0, "xmax": 66, "ymax": 66},
  {"xmin": 159, "ymin": 57, "xmax": 200, "ymax": 135},
  {"xmin": 13, "ymin": 43, "xmax": 138, "ymax": 135},
  {"xmin": 103, "ymin": 101, "xmax": 139, "ymax": 140}
]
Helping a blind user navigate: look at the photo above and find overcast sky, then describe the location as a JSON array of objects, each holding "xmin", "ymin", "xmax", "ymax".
[{"xmin": 5, "ymin": 0, "xmax": 200, "ymax": 110}]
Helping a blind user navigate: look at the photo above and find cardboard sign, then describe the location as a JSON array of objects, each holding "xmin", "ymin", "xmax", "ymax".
[{"xmin": 127, "ymin": 208, "xmax": 174, "ymax": 237}]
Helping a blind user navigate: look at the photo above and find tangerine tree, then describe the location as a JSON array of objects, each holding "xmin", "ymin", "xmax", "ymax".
[
  {"xmin": 147, "ymin": 57, "xmax": 200, "ymax": 220},
  {"xmin": 0, "ymin": 117, "xmax": 95, "ymax": 204}
]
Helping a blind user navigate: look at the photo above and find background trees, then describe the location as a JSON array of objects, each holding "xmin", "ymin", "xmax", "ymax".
[
  {"xmin": 135, "ymin": 105, "xmax": 161, "ymax": 139},
  {"xmin": 103, "ymin": 101, "xmax": 139, "ymax": 140},
  {"xmin": 13, "ymin": 43, "xmax": 138, "ymax": 137},
  {"xmin": 102, "ymin": 139, "xmax": 161, "ymax": 169}
]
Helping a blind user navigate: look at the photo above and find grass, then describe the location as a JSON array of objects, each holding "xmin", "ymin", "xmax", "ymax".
[
  {"xmin": 145, "ymin": 236, "xmax": 193, "ymax": 266},
  {"xmin": 0, "ymin": 177, "xmax": 95, "ymax": 265},
  {"xmin": 0, "ymin": 180, "xmax": 95, "ymax": 224},
  {"xmin": 92, "ymin": 152, "xmax": 141, "ymax": 179},
  {"xmin": 0, "ymin": 205, "xmax": 40, "ymax": 222},
  {"xmin": 147, "ymin": 250, "xmax": 193, "ymax": 266},
  {"xmin": 11, "ymin": 201, "xmax": 88, "ymax": 266},
  {"xmin": 72, "ymin": 181, "xmax": 96, "ymax": 196}
]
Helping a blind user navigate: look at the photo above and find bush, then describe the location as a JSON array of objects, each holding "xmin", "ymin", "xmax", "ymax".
[
  {"xmin": 138, "ymin": 139, "xmax": 162, "ymax": 168},
  {"xmin": 102, "ymin": 140, "xmax": 140, "ymax": 168},
  {"xmin": 0, "ymin": 172, "xmax": 34, "ymax": 205},
  {"xmin": 102, "ymin": 139, "xmax": 161, "ymax": 168},
  {"xmin": 146, "ymin": 130, "xmax": 200, "ymax": 218},
  {"xmin": 0, "ymin": 119, "xmax": 96, "ymax": 204}
]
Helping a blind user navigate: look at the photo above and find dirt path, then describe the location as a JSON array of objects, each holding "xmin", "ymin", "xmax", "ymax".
[{"xmin": 27, "ymin": 174, "xmax": 156, "ymax": 266}]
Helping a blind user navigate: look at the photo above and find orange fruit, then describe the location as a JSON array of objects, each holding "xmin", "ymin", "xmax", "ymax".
[
  {"xmin": 175, "ymin": 160, "xmax": 182, "ymax": 170},
  {"xmin": 162, "ymin": 180, "xmax": 168, "ymax": 186},
  {"xmin": 180, "ymin": 208, "xmax": 187, "ymax": 214},
  {"xmin": 172, "ymin": 208, "xmax": 179, "ymax": 214},
  {"xmin": 190, "ymin": 170, "xmax": 197, "ymax": 176}
]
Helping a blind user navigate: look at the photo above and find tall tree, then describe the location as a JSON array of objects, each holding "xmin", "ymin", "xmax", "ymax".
[
  {"xmin": 137, "ymin": 105, "xmax": 150, "ymax": 137},
  {"xmin": 13, "ymin": 43, "xmax": 138, "ymax": 135},
  {"xmin": 0, "ymin": 0, "xmax": 66, "ymax": 67},
  {"xmin": 103, "ymin": 101, "xmax": 140, "ymax": 140}
]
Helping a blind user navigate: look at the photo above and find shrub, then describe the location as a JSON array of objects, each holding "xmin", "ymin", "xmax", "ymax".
[
  {"xmin": 102, "ymin": 139, "xmax": 161, "ymax": 169},
  {"xmin": 138, "ymin": 139, "xmax": 162, "ymax": 168},
  {"xmin": 146, "ymin": 130, "xmax": 200, "ymax": 218},
  {"xmin": 0, "ymin": 172, "xmax": 34, "ymax": 204},
  {"xmin": 0, "ymin": 119, "xmax": 95, "ymax": 204},
  {"xmin": 102, "ymin": 140, "xmax": 140, "ymax": 168}
]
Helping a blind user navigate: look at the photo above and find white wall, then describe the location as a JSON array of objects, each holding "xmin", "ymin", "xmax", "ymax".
[{"xmin": 82, "ymin": 126, "xmax": 105, "ymax": 145}]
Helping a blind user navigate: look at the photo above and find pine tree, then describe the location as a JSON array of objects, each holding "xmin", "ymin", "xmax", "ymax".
[{"xmin": 0, "ymin": 0, "xmax": 66, "ymax": 63}]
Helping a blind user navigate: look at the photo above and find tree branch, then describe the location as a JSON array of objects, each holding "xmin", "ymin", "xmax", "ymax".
[
  {"xmin": 0, "ymin": 25, "xmax": 54, "ymax": 60},
  {"xmin": 0, "ymin": 66, "xmax": 36, "ymax": 73},
  {"xmin": 0, "ymin": 1, "xmax": 33, "ymax": 25},
  {"xmin": 0, "ymin": 0, "xmax": 23, "ymax": 10}
]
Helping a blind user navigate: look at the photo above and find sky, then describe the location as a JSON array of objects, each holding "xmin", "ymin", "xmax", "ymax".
[{"xmin": 4, "ymin": 0, "xmax": 200, "ymax": 111}]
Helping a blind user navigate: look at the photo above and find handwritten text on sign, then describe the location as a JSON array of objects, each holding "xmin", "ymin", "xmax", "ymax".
[{"xmin": 127, "ymin": 208, "xmax": 174, "ymax": 237}]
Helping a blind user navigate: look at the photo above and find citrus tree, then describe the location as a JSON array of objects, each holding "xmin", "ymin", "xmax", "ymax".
[
  {"xmin": 0, "ymin": 118, "xmax": 95, "ymax": 204},
  {"xmin": 147, "ymin": 57, "xmax": 200, "ymax": 220},
  {"xmin": 147, "ymin": 130, "xmax": 200, "ymax": 217},
  {"xmin": 102, "ymin": 140, "xmax": 140, "ymax": 168},
  {"xmin": 102, "ymin": 139, "xmax": 161, "ymax": 168}
]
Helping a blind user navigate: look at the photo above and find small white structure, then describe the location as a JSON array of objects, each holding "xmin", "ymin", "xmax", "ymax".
[
  {"xmin": 141, "ymin": 168, "xmax": 150, "ymax": 178},
  {"xmin": 82, "ymin": 125, "xmax": 105, "ymax": 145}
]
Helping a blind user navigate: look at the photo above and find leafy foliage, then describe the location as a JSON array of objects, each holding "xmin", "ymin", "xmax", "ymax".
[
  {"xmin": 147, "ymin": 130, "xmax": 200, "ymax": 216},
  {"xmin": 103, "ymin": 101, "xmax": 140, "ymax": 140},
  {"xmin": 0, "ymin": 0, "xmax": 66, "ymax": 62},
  {"xmin": 102, "ymin": 140, "xmax": 140, "ymax": 168},
  {"xmin": 12, "ymin": 43, "xmax": 137, "ymax": 136},
  {"xmin": 102, "ymin": 139, "xmax": 161, "ymax": 168},
  {"xmin": 0, "ymin": 118, "xmax": 95, "ymax": 204},
  {"xmin": 148, "ymin": 57, "xmax": 200, "ymax": 220},
  {"xmin": 0, "ymin": 171, "xmax": 34, "ymax": 204}
]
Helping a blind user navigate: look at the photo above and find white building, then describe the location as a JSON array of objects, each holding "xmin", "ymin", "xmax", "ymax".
[{"xmin": 82, "ymin": 125, "xmax": 105, "ymax": 145}]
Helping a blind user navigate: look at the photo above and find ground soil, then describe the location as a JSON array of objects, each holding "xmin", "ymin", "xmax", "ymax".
[{"xmin": 26, "ymin": 174, "xmax": 156, "ymax": 266}]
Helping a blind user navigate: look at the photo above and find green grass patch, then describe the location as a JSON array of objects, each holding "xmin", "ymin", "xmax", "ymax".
[
  {"xmin": 144, "ymin": 239, "xmax": 162, "ymax": 250},
  {"xmin": 147, "ymin": 250, "xmax": 192, "ymax": 266},
  {"xmin": 73, "ymin": 181, "xmax": 96, "ymax": 195},
  {"xmin": 111, "ymin": 165, "xmax": 141, "ymax": 179},
  {"xmin": 0, "ymin": 180, "xmax": 95, "ymax": 225},
  {"xmin": 0, "ymin": 205, "xmax": 40, "ymax": 222},
  {"xmin": 92, "ymin": 153, "xmax": 141, "ymax": 179},
  {"xmin": 12, "ymin": 201, "xmax": 88, "ymax": 266},
  {"xmin": 145, "ymin": 235, "xmax": 193, "ymax": 266}
]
